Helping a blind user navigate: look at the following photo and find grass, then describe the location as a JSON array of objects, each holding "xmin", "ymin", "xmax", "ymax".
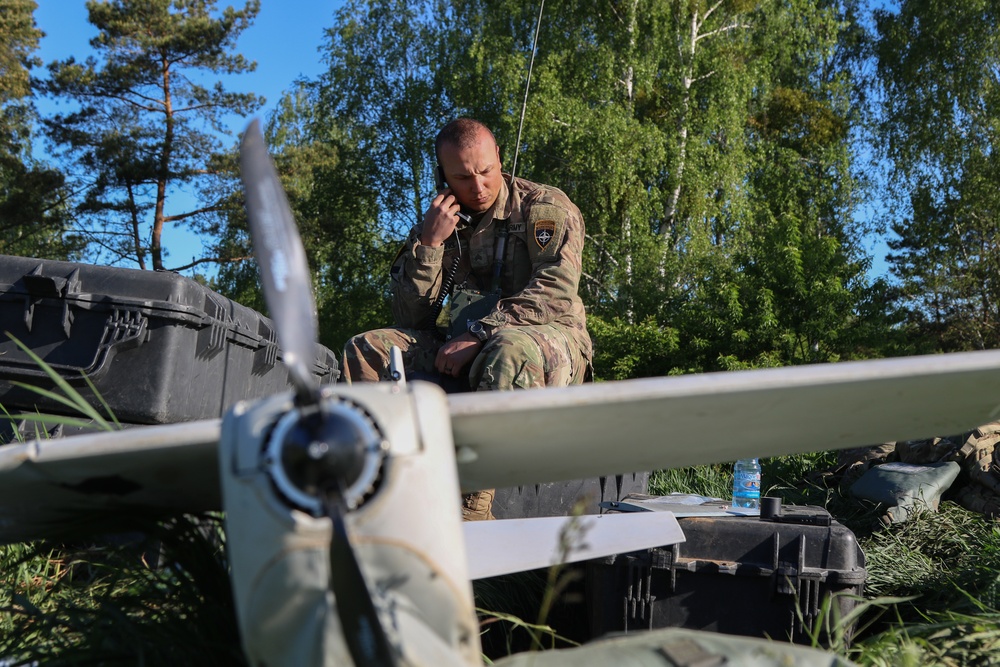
[{"xmin": 0, "ymin": 515, "xmax": 244, "ymax": 667}]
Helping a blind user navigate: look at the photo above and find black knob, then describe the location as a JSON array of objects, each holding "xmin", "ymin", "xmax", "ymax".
[{"xmin": 760, "ymin": 496, "xmax": 782, "ymax": 520}]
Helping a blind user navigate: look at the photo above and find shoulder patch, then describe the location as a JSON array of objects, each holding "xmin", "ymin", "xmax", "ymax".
[
  {"xmin": 526, "ymin": 202, "xmax": 568, "ymax": 260},
  {"xmin": 534, "ymin": 220, "xmax": 556, "ymax": 249}
]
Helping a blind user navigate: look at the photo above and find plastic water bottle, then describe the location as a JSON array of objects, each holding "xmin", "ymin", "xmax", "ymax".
[{"xmin": 731, "ymin": 458, "xmax": 761, "ymax": 509}]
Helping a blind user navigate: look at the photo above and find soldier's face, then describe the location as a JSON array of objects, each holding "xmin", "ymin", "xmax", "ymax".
[{"xmin": 438, "ymin": 131, "xmax": 504, "ymax": 213}]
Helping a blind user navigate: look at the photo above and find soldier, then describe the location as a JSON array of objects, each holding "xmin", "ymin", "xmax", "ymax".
[{"xmin": 343, "ymin": 118, "xmax": 592, "ymax": 520}]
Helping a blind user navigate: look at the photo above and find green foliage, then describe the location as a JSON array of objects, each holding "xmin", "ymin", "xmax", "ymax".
[
  {"xmin": 214, "ymin": 84, "xmax": 394, "ymax": 352},
  {"xmin": 40, "ymin": 0, "xmax": 263, "ymax": 271},
  {"xmin": 588, "ymin": 315, "xmax": 679, "ymax": 380},
  {"xmin": 317, "ymin": 0, "xmax": 450, "ymax": 236},
  {"xmin": 875, "ymin": 0, "xmax": 1000, "ymax": 352}
]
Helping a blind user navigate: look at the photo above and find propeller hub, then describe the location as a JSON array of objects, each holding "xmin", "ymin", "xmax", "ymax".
[{"xmin": 264, "ymin": 399, "xmax": 385, "ymax": 514}]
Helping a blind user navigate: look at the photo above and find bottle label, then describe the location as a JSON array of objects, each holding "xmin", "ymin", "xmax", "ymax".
[{"xmin": 733, "ymin": 472, "xmax": 760, "ymax": 496}]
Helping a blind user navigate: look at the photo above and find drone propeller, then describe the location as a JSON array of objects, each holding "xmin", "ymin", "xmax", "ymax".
[
  {"xmin": 238, "ymin": 120, "xmax": 398, "ymax": 666},
  {"xmin": 239, "ymin": 119, "xmax": 321, "ymax": 407}
]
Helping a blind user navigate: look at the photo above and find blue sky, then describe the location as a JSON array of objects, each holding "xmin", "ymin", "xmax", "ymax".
[
  {"xmin": 32, "ymin": 1, "xmax": 342, "ymax": 274},
  {"xmin": 35, "ymin": 1, "xmax": 338, "ymax": 118}
]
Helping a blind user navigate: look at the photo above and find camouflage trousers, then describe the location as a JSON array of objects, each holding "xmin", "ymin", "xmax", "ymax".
[{"xmin": 342, "ymin": 324, "xmax": 588, "ymax": 391}]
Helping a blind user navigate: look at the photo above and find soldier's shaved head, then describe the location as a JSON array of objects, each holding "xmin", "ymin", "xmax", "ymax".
[{"xmin": 435, "ymin": 118, "xmax": 497, "ymax": 160}]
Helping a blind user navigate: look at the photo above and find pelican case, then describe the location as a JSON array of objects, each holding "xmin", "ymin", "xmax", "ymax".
[
  {"xmin": 0, "ymin": 255, "xmax": 339, "ymax": 425},
  {"xmin": 493, "ymin": 472, "xmax": 650, "ymax": 519},
  {"xmin": 586, "ymin": 502, "xmax": 866, "ymax": 647}
]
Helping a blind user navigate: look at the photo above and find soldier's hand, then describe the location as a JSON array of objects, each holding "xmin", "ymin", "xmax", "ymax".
[
  {"xmin": 436, "ymin": 333, "xmax": 482, "ymax": 378},
  {"xmin": 421, "ymin": 190, "xmax": 463, "ymax": 247}
]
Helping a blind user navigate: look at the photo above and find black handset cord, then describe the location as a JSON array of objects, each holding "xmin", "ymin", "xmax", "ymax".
[{"xmin": 423, "ymin": 228, "xmax": 462, "ymax": 331}]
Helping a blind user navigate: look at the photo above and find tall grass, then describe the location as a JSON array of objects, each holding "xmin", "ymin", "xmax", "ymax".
[{"xmin": 0, "ymin": 515, "xmax": 244, "ymax": 666}]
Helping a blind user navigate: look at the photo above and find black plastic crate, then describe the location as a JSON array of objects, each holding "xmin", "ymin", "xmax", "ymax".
[
  {"xmin": 493, "ymin": 472, "xmax": 650, "ymax": 519},
  {"xmin": 0, "ymin": 255, "xmax": 339, "ymax": 424},
  {"xmin": 587, "ymin": 503, "xmax": 866, "ymax": 646}
]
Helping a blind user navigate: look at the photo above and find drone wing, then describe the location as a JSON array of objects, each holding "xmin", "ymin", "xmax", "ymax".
[
  {"xmin": 464, "ymin": 511, "xmax": 685, "ymax": 580},
  {"xmin": 2, "ymin": 350, "xmax": 999, "ymax": 544},
  {"xmin": 0, "ymin": 420, "xmax": 220, "ymax": 544},
  {"xmin": 2, "ymin": 349, "xmax": 1000, "ymax": 544},
  {"xmin": 452, "ymin": 350, "xmax": 1000, "ymax": 491}
]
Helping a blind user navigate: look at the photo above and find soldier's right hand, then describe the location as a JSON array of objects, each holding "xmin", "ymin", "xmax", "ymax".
[{"xmin": 421, "ymin": 190, "xmax": 462, "ymax": 247}]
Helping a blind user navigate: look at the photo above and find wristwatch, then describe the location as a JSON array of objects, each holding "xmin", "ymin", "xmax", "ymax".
[{"xmin": 468, "ymin": 321, "xmax": 489, "ymax": 342}]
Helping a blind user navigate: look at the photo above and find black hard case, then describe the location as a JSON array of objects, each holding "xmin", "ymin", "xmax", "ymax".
[
  {"xmin": 0, "ymin": 255, "xmax": 339, "ymax": 424},
  {"xmin": 587, "ymin": 505, "xmax": 866, "ymax": 646},
  {"xmin": 494, "ymin": 472, "xmax": 650, "ymax": 519}
]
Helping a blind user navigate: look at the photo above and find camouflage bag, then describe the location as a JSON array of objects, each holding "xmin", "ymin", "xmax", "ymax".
[
  {"xmin": 849, "ymin": 461, "xmax": 960, "ymax": 524},
  {"xmin": 866, "ymin": 422, "xmax": 1000, "ymax": 521}
]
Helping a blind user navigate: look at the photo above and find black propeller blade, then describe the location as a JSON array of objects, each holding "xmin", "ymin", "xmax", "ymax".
[
  {"xmin": 239, "ymin": 119, "xmax": 397, "ymax": 666},
  {"xmin": 328, "ymin": 495, "xmax": 399, "ymax": 667}
]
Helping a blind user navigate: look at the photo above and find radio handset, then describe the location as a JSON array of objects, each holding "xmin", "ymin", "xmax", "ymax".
[
  {"xmin": 435, "ymin": 163, "xmax": 447, "ymax": 192},
  {"xmin": 436, "ymin": 164, "xmax": 471, "ymax": 224}
]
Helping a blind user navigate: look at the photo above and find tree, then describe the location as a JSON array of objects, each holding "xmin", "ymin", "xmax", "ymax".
[
  {"xmin": 291, "ymin": 0, "xmax": 890, "ymax": 376},
  {"xmin": 716, "ymin": 0, "xmax": 891, "ymax": 368},
  {"xmin": 41, "ymin": 0, "xmax": 262, "ymax": 271},
  {"xmin": 316, "ymin": 0, "xmax": 451, "ymax": 237},
  {"xmin": 875, "ymin": 0, "xmax": 1000, "ymax": 351},
  {"xmin": 0, "ymin": 0, "xmax": 77, "ymax": 259}
]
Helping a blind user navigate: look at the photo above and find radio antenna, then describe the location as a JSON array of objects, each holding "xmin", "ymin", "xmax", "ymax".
[{"xmin": 507, "ymin": 0, "xmax": 545, "ymax": 188}]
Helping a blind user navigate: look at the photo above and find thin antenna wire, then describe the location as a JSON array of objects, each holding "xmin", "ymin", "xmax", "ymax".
[{"xmin": 507, "ymin": 0, "xmax": 545, "ymax": 186}]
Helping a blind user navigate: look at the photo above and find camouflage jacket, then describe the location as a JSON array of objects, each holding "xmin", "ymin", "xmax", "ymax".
[{"xmin": 390, "ymin": 175, "xmax": 592, "ymax": 358}]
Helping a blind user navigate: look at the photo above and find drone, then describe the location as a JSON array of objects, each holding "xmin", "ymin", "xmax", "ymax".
[{"xmin": 2, "ymin": 119, "xmax": 1000, "ymax": 666}]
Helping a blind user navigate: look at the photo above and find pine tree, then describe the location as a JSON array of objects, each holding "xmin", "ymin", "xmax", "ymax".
[{"xmin": 42, "ymin": 0, "xmax": 262, "ymax": 271}]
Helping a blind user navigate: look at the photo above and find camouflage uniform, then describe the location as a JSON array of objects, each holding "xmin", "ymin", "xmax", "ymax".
[{"xmin": 344, "ymin": 175, "xmax": 592, "ymax": 391}]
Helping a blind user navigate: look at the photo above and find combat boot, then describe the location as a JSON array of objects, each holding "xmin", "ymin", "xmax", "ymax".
[{"xmin": 462, "ymin": 489, "xmax": 495, "ymax": 521}]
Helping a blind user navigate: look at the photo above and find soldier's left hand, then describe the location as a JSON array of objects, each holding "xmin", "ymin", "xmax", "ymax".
[{"xmin": 436, "ymin": 333, "xmax": 482, "ymax": 377}]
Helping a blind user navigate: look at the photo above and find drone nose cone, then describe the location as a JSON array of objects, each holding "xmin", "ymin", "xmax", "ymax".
[
  {"xmin": 265, "ymin": 402, "xmax": 385, "ymax": 514},
  {"xmin": 280, "ymin": 409, "xmax": 368, "ymax": 500}
]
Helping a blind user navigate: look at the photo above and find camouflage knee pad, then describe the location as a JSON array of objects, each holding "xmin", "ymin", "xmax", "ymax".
[{"xmin": 469, "ymin": 325, "xmax": 585, "ymax": 391}]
